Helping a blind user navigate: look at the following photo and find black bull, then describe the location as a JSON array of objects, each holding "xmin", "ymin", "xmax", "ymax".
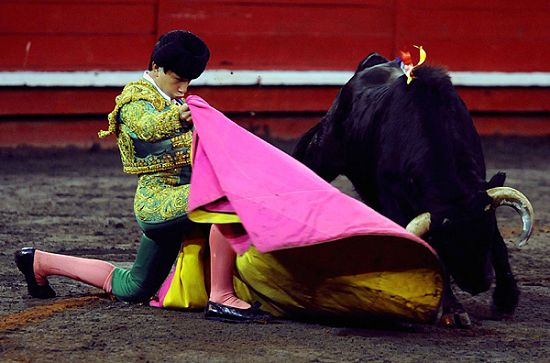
[{"xmin": 292, "ymin": 53, "xmax": 534, "ymax": 327}]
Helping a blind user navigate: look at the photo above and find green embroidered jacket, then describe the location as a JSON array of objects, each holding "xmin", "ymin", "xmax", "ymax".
[{"xmin": 100, "ymin": 79, "xmax": 193, "ymax": 223}]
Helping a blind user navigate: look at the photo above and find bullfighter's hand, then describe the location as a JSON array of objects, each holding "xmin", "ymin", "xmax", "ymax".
[{"xmin": 178, "ymin": 101, "xmax": 193, "ymax": 125}]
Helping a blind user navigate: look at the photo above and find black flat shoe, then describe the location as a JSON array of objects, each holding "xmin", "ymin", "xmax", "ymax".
[
  {"xmin": 14, "ymin": 247, "xmax": 56, "ymax": 299},
  {"xmin": 204, "ymin": 301, "xmax": 273, "ymax": 323}
]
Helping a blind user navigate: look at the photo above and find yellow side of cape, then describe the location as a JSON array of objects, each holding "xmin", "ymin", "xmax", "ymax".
[
  {"xmin": 164, "ymin": 230, "xmax": 443, "ymax": 323},
  {"xmin": 188, "ymin": 209, "xmax": 241, "ymax": 224},
  {"xmin": 234, "ymin": 235, "xmax": 443, "ymax": 323}
]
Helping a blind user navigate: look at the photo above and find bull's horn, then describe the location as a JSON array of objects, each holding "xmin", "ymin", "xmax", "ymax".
[
  {"xmin": 487, "ymin": 187, "xmax": 535, "ymax": 247},
  {"xmin": 406, "ymin": 212, "xmax": 431, "ymax": 237}
]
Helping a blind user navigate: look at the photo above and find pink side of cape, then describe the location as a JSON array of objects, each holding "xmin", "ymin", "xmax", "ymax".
[
  {"xmin": 186, "ymin": 95, "xmax": 433, "ymax": 255},
  {"xmin": 149, "ymin": 267, "xmax": 174, "ymax": 307}
]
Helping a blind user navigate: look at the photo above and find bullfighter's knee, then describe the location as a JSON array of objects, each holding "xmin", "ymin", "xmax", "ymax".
[{"xmin": 110, "ymin": 267, "xmax": 161, "ymax": 303}]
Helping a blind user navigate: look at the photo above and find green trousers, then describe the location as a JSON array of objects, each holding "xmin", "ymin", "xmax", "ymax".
[{"xmin": 111, "ymin": 216, "xmax": 194, "ymax": 303}]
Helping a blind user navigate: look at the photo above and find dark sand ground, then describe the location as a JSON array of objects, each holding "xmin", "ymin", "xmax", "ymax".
[{"xmin": 1, "ymin": 136, "xmax": 549, "ymax": 362}]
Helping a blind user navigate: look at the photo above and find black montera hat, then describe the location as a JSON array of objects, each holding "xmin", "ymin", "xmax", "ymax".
[{"xmin": 150, "ymin": 30, "xmax": 210, "ymax": 80}]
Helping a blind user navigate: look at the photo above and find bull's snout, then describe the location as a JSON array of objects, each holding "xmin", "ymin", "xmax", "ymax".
[
  {"xmin": 454, "ymin": 269, "xmax": 494, "ymax": 295},
  {"xmin": 460, "ymin": 279, "xmax": 492, "ymax": 295}
]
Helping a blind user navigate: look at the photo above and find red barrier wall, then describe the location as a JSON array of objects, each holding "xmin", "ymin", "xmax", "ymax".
[
  {"xmin": 0, "ymin": 0, "xmax": 549, "ymax": 141},
  {"xmin": 2, "ymin": 0, "xmax": 548, "ymax": 72}
]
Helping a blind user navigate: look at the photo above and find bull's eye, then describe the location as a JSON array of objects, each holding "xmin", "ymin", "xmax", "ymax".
[{"xmin": 406, "ymin": 177, "xmax": 418, "ymax": 195}]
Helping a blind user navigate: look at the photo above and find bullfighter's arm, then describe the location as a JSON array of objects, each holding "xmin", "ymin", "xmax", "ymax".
[{"xmin": 119, "ymin": 100, "xmax": 182, "ymax": 142}]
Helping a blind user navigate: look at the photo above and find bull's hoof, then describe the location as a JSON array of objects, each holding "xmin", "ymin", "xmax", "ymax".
[
  {"xmin": 492, "ymin": 282, "xmax": 520, "ymax": 317},
  {"xmin": 491, "ymin": 304, "xmax": 515, "ymax": 321},
  {"xmin": 440, "ymin": 312, "xmax": 472, "ymax": 328}
]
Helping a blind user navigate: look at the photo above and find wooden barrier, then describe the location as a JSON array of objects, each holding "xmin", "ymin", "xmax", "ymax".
[{"xmin": 0, "ymin": 0, "xmax": 548, "ymax": 138}]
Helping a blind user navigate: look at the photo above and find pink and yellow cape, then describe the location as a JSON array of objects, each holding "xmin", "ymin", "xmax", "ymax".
[{"xmin": 153, "ymin": 95, "xmax": 444, "ymax": 323}]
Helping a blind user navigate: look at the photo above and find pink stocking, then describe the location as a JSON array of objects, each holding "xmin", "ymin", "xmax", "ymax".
[
  {"xmin": 209, "ymin": 224, "xmax": 250, "ymax": 309},
  {"xmin": 34, "ymin": 250, "xmax": 115, "ymax": 293}
]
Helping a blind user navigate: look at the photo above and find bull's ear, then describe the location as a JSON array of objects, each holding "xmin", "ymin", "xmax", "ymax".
[
  {"xmin": 486, "ymin": 171, "xmax": 506, "ymax": 189},
  {"xmin": 330, "ymin": 85, "xmax": 353, "ymax": 127},
  {"xmin": 355, "ymin": 52, "xmax": 389, "ymax": 72}
]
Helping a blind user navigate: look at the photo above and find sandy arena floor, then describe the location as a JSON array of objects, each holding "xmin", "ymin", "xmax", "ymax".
[{"xmin": 0, "ymin": 136, "xmax": 549, "ymax": 362}]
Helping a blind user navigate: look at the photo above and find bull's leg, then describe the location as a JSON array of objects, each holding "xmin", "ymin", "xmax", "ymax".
[
  {"xmin": 491, "ymin": 233, "xmax": 520, "ymax": 317},
  {"xmin": 439, "ymin": 272, "xmax": 472, "ymax": 328}
]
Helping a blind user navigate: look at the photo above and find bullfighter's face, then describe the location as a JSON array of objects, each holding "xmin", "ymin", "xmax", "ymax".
[{"xmin": 150, "ymin": 63, "xmax": 190, "ymax": 100}]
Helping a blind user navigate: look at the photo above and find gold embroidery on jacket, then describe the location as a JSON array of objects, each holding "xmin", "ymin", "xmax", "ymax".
[
  {"xmin": 100, "ymin": 79, "xmax": 193, "ymax": 223},
  {"xmin": 99, "ymin": 80, "xmax": 171, "ymax": 138},
  {"xmin": 100, "ymin": 79, "xmax": 192, "ymax": 174},
  {"xmin": 134, "ymin": 171, "xmax": 191, "ymax": 223},
  {"xmin": 120, "ymin": 100, "xmax": 181, "ymax": 142},
  {"xmin": 171, "ymin": 132, "xmax": 193, "ymax": 149},
  {"xmin": 116, "ymin": 126, "xmax": 135, "ymax": 173}
]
